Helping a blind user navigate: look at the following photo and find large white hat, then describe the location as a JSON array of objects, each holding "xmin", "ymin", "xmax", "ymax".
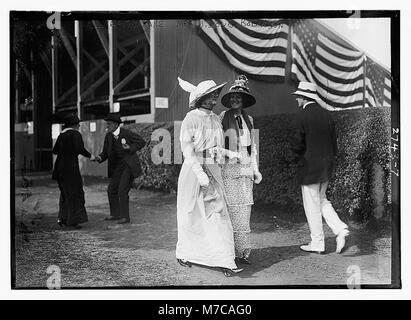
[
  {"xmin": 178, "ymin": 77, "xmax": 227, "ymax": 108},
  {"xmin": 292, "ymin": 81, "xmax": 321, "ymax": 101}
]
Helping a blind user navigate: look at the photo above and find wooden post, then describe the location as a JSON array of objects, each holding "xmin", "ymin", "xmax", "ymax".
[
  {"xmin": 108, "ymin": 20, "xmax": 114, "ymax": 112},
  {"xmin": 150, "ymin": 20, "xmax": 155, "ymax": 121},
  {"xmin": 51, "ymin": 33, "xmax": 57, "ymax": 113},
  {"xmin": 31, "ymin": 50, "xmax": 38, "ymax": 170},
  {"xmin": 144, "ymin": 44, "xmax": 149, "ymax": 89},
  {"xmin": 15, "ymin": 59, "xmax": 20, "ymax": 122},
  {"xmin": 75, "ymin": 20, "xmax": 83, "ymax": 119}
]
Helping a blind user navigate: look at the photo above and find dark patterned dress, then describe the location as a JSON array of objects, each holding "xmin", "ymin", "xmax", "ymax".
[{"xmin": 220, "ymin": 112, "xmax": 256, "ymax": 259}]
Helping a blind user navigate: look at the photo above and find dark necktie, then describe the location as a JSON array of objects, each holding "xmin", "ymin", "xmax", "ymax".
[{"xmin": 235, "ymin": 115, "xmax": 244, "ymax": 136}]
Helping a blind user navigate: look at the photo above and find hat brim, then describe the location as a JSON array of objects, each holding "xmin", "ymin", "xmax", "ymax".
[
  {"xmin": 292, "ymin": 90, "xmax": 321, "ymax": 101},
  {"xmin": 63, "ymin": 116, "xmax": 81, "ymax": 126},
  {"xmin": 221, "ymin": 90, "xmax": 256, "ymax": 109},
  {"xmin": 190, "ymin": 82, "xmax": 227, "ymax": 108},
  {"xmin": 104, "ymin": 117, "xmax": 122, "ymax": 123}
]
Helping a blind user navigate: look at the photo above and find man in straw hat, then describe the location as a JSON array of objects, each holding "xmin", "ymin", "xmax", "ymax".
[
  {"xmin": 175, "ymin": 77, "xmax": 243, "ymax": 276},
  {"xmin": 94, "ymin": 113, "xmax": 146, "ymax": 224},
  {"xmin": 291, "ymin": 81, "xmax": 350, "ymax": 254}
]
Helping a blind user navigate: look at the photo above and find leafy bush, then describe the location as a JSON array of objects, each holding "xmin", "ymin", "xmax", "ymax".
[
  {"xmin": 253, "ymin": 107, "xmax": 391, "ymax": 220},
  {"xmin": 125, "ymin": 122, "xmax": 180, "ymax": 193}
]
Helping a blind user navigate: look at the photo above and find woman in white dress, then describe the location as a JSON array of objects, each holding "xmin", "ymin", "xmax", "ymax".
[{"xmin": 176, "ymin": 77, "xmax": 243, "ymax": 277}]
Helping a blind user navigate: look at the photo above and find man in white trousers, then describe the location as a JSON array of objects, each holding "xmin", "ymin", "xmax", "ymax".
[{"xmin": 291, "ymin": 81, "xmax": 350, "ymax": 254}]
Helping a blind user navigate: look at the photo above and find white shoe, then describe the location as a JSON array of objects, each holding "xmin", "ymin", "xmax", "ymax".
[
  {"xmin": 300, "ymin": 244, "xmax": 324, "ymax": 254},
  {"xmin": 336, "ymin": 229, "xmax": 350, "ymax": 253}
]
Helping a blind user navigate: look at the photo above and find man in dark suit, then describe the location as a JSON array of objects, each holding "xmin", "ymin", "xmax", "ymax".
[
  {"xmin": 95, "ymin": 113, "xmax": 146, "ymax": 224},
  {"xmin": 291, "ymin": 82, "xmax": 349, "ymax": 254}
]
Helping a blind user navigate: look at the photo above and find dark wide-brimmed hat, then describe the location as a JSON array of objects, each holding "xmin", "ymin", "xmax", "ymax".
[
  {"xmin": 104, "ymin": 113, "xmax": 122, "ymax": 124},
  {"xmin": 63, "ymin": 114, "xmax": 80, "ymax": 127},
  {"xmin": 178, "ymin": 77, "xmax": 227, "ymax": 108},
  {"xmin": 221, "ymin": 75, "xmax": 256, "ymax": 109}
]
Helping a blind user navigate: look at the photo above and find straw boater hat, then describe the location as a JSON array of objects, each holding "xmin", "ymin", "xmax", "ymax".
[
  {"xmin": 221, "ymin": 75, "xmax": 256, "ymax": 109},
  {"xmin": 292, "ymin": 81, "xmax": 321, "ymax": 101},
  {"xmin": 178, "ymin": 77, "xmax": 227, "ymax": 108}
]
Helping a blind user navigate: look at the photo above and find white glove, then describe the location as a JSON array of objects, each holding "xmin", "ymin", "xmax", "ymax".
[
  {"xmin": 253, "ymin": 170, "xmax": 262, "ymax": 184},
  {"xmin": 191, "ymin": 162, "xmax": 210, "ymax": 187},
  {"xmin": 251, "ymin": 150, "xmax": 262, "ymax": 184},
  {"xmin": 216, "ymin": 147, "xmax": 241, "ymax": 160},
  {"xmin": 197, "ymin": 171, "xmax": 210, "ymax": 187}
]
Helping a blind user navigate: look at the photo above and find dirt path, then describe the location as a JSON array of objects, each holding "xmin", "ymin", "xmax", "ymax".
[{"xmin": 14, "ymin": 179, "xmax": 392, "ymax": 288}]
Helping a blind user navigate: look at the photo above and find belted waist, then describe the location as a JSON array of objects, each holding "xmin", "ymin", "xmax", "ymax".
[
  {"xmin": 195, "ymin": 147, "xmax": 215, "ymax": 159},
  {"xmin": 195, "ymin": 149, "xmax": 212, "ymax": 159}
]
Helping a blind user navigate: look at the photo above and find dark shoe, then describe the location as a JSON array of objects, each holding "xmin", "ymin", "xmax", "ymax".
[
  {"xmin": 117, "ymin": 218, "xmax": 130, "ymax": 224},
  {"xmin": 104, "ymin": 216, "xmax": 120, "ymax": 221},
  {"xmin": 236, "ymin": 257, "xmax": 251, "ymax": 265},
  {"xmin": 177, "ymin": 259, "xmax": 192, "ymax": 268},
  {"xmin": 221, "ymin": 267, "xmax": 244, "ymax": 277},
  {"xmin": 57, "ymin": 218, "xmax": 65, "ymax": 227}
]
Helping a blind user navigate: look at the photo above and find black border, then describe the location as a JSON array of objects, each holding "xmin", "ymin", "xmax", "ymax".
[{"xmin": 10, "ymin": 10, "xmax": 400, "ymax": 290}]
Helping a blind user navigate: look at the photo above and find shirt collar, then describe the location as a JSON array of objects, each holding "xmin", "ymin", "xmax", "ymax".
[
  {"xmin": 196, "ymin": 108, "xmax": 215, "ymax": 117},
  {"xmin": 113, "ymin": 126, "xmax": 120, "ymax": 136},
  {"xmin": 62, "ymin": 127, "xmax": 77, "ymax": 133},
  {"xmin": 302, "ymin": 101, "xmax": 315, "ymax": 109}
]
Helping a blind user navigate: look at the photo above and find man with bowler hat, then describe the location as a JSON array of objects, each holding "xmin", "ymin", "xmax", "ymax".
[{"xmin": 94, "ymin": 113, "xmax": 146, "ymax": 224}]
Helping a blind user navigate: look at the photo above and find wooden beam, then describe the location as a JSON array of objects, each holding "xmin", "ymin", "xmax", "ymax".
[
  {"xmin": 150, "ymin": 20, "xmax": 155, "ymax": 122},
  {"xmin": 118, "ymin": 34, "xmax": 146, "ymax": 48},
  {"xmin": 51, "ymin": 34, "xmax": 57, "ymax": 112},
  {"xmin": 83, "ymin": 51, "xmax": 106, "ymax": 73},
  {"xmin": 117, "ymin": 43, "xmax": 141, "ymax": 69},
  {"xmin": 21, "ymin": 64, "xmax": 32, "ymax": 84},
  {"xmin": 115, "ymin": 34, "xmax": 149, "ymax": 70},
  {"xmin": 139, "ymin": 20, "xmax": 150, "ymax": 42},
  {"xmin": 113, "ymin": 57, "xmax": 149, "ymax": 93},
  {"xmin": 75, "ymin": 20, "xmax": 83, "ymax": 119},
  {"xmin": 108, "ymin": 20, "xmax": 115, "ymax": 112},
  {"xmin": 118, "ymin": 46, "xmax": 141, "ymax": 65},
  {"xmin": 56, "ymin": 46, "xmax": 139, "ymax": 106},
  {"xmin": 39, "ymin": 51, "xmax": 52, "ymax": 77},
  {"xmin": 57, "ymin": 27, "xmax": 77, "ymax": 68},
  {"xmin": 144, "ymin": 44, "xmax": 149, "ymax": 88},
  {"xmin": 81, "ymin": 72, "xmax": 109, "ymax": 100},
  {"xmin": 92, "ymin": 20, "xmax": 110, "ymax": 57},
  {"xmin": 15, "ymin": 59, "xmax": 20, "ymax": 121},
  {"xmin": 65, "ymin": 31, "xmax": 106, "ymax": 73}
]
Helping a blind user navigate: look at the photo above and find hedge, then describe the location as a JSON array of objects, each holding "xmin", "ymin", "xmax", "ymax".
[
  {"xmin": 253, "ymin": 107, "xmax": 391, "ymax": 220},
  {"xmin": 125, "ymin": 122, "xmax": 180, "ymax": 193},
  {"xmin": 126, "ymin": 107, "xmax": 391, "ymax": 221}
]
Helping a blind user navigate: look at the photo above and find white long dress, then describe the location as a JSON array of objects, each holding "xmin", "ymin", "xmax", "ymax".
[{"xmin": 176, "ymin": 108, "xmax": 237, "ymax": 269}]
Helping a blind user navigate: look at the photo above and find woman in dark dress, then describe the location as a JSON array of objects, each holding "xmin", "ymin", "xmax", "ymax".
[{"xmin": 52, "ymin": 114, "xmax": 94, "ymax": 228}]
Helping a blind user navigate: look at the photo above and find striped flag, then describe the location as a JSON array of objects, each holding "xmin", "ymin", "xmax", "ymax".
[
  {"xmin": 365, "ymin": 57, "xmax": 391, "ymax": 108},
  {"xmin": 291, "ymin": 19, "xmax": 365, "ymax": 110},
  {"xmin": 198, "ymin": 19, "xmax": 289, "ymax": 82}
]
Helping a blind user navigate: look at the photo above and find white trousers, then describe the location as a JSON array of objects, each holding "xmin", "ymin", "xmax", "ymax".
[{"xmin": 301, "ymin": 181, "xmax": 348, "ymax": 251}]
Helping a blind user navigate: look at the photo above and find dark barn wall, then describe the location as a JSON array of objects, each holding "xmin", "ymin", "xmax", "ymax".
[
  {"xmin": 154, "ymin": 20, "xmax": 299, "ymax": 122},
  {"xmin": 15, "ymin": 130, "xmax": 35, "ymax": 173}
]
